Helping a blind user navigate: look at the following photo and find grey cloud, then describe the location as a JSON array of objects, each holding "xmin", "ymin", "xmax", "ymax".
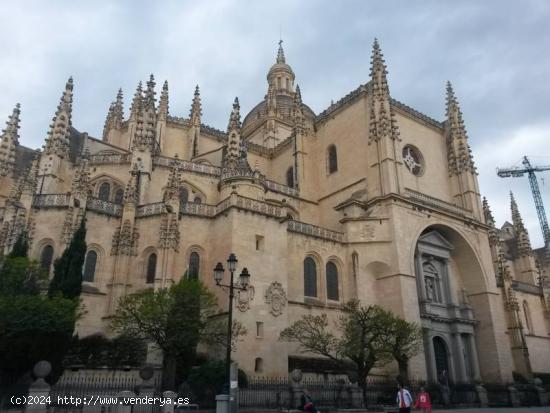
[{"xmin": 1, "ymin": 0, "xmax": 549, "ymax": 245}]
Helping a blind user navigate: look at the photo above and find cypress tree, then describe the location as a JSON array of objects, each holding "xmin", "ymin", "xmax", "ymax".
[
  {"xmin": 8, "ymin": 232, "xmax": 28, "ymax": 258},
  {"xmin": 48, "ymin": 219, "xmax": 87, "ymax": 299}
]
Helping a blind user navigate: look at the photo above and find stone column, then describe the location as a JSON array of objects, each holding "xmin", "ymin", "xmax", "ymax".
[
  {"xmin": 453, "ymin": 333, "xmax": 468, "ymax": 383},
  {"xmin": 116, "ymin": 391, "xmax": 136, "ymax": 413},
  {"xmin": 289, "ymin": 369, "xmax": 304, "ymax": 409},
  {"xmin": 467, "ymin": 334, "xmax": 481, "ymax": 381},
  {"xmin": 508, "ymin": 386, "xmax": 520, "ymax": 407},
  {"xmin": 137, "ymin": 366, "xmax": 155, "ymax": 413},
  {"xmin": 423, "ymin": 332, "xmax": 437, "ymax": 382},
  {"xmin": 475, "ymin": 385, "xmax": 488, "ymax": 408},
  {"xmin": 25, "ymin": 361, "xmax": 51, "ymax": 413},
  {"xmin": 162, "ymin": 391, "xmax": 178, "ymax": 413}
]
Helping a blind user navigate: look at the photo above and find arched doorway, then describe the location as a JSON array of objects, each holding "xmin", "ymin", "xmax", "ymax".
[
  {"xmin": 433, "ymin": 337, "xmax": 450, "ymax": 380},
  {"xmin": 414, "ymin": 227, "xmax": 481, "ymax": 383}
]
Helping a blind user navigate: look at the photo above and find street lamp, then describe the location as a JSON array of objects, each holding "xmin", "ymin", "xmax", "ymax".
[{"xmin": 213, "ymin": 253, "xmax": 251, "ymax": 403}]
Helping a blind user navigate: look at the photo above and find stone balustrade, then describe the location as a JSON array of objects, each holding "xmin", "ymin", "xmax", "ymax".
[
  {"xmin": 404, "ymin": 188, "xmax": 473, "ymax": 217},
  {"xmin": 288, "ymin": 220, "xmax": 345, "ymax": 243},
  {"xmin": 86, "ymin": 197, "xmax": 123, "ymax": 217},
  {"xmin": 153, "ymin": 156, "xmax": 221, "ymax": 176},
  {"xmin": 88, "ymin": 153, "xmax": 131, "ymax": 165},
  {"xmin": 32, "ymin": 193, "xmax": 71, "ymax": 208},
  {"xmin": 136, "ymin": 202, "xmax": 167, "ymax": 218}
]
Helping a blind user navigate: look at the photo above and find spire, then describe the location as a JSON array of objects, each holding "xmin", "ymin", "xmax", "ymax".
[
  {"xmin": 368, "ymin": 39, "xmax": 400, "ymax": 145},
  {"xmin": 158, "ymin": 80, "xmax": 169, "ymax": 120},
  {"xmin": 130, "ymin": 80, "xmax": 155, "ymax": 152},
  {"xmin": 0, "ymin": 103, "xmax": 21, "ymax": 177},
  {"xmin": 164, "ymin": 155, "xmax": 181, "ymax": 202},
  {"xmin": 277, "ymin": 39, "xmax": 286, "ymax": 64},
  {"xmin": 123, "ymin": 164, "xmax": 140, "ymax": 204},
  {"xmin": 511, "ymin": 191, "xmax": 532, "ymax": 255},
  {"xmin": 190, "ymin": 85, "xmax": 202, "ymax": 126},
  {"xmin": 144, "ymin": 74, "xmax": 156, "ymax": 111},
  {"xmin": 130, "ymin": 81, "xmax": 143, "ymax": 119},
  {"xmin": 225, "ymin": 98, "xmax": 249, "ymax": 169},
  {"xmin": 43, "ymin": 77, "xmax": 73, "ymax": 159},
  {"xmin": 370, "ymin": 38, "xmax": 390, "ymax": 99},
  {"xmin": 292, "ymin": 84, "xmax": 305, "ymax": 133},
  {"xmin": 445, "ymin": 81, "xmax": 476, "ymax": 175},
  {"xmin": 227, "ymin": 97, "xmax": 241, "ymax": 132},
  {"xmin": 483, "ymin": 197, "xmax": 495, "ymax": 226},
  {"xmin": 102, "ymin": 89, "xmax": 124, "ymax": 141},
  {"xmin": 71, "ymin": 150, "xmax": 91, "ymax": 197}
]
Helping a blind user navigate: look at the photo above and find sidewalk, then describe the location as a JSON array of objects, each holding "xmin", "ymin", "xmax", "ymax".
[{"xmin": 433, "ymin": 408, "xmax": 549, "ymax": 413}]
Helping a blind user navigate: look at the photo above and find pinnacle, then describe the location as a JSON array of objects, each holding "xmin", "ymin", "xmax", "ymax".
[
  {"xmin": 295, "ymin": 84, "xmax": 302, "ymax": 103},
  {"xmin": 194, "ymin": 85, "xmax": 200, "ymax": 95},
  {"xmin": 162, "ymin": 80, "xmax": 168, "ymax": 91},
  {"xmin": 277, "ymin": 39, "xmax": 286, "ymax": 64}
]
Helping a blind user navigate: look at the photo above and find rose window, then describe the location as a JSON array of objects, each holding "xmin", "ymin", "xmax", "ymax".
[{"xmin": 402, "ymin": 145, "xmax": 423, "ymax": 176}]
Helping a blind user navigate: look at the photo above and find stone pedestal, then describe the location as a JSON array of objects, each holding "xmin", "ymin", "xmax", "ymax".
[
  {"xmin": 289, "ymin": 369, "xmax": 304, "ymax": 409},
  {"xmin": 475, "ymin": 385, "xmax": 488, "ymax": 407},
  {"xmin": 116, "ymin": 391, "xmax": 136, "ymax": 413},
  {"xmin": 26, "ymin": 361, "xmax": 51, "ymax": 413},
  {"xmin": 508, "ymin": 386, "xmax": 520, "ymax": 407},
  {"xmin": 215, "ymin": 394, "xmax": 230, "ymax": 413},
  {"xmin": 162, "ymin": 391, "xmax": 178, "ymax": 413},
  {"xmin": 349, "ymin": 385, "xmax": 363, "ymax": 408}
]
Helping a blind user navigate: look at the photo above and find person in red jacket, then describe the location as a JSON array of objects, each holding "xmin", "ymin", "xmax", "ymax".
[{"xmin": 413, "ymin": 386, "xmax": 432, "ymax": 413}]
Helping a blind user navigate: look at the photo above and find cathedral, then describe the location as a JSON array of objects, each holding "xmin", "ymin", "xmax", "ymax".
[{"xmin": 0, "ymin": 39, "xmax": 549, "ymax": 383}]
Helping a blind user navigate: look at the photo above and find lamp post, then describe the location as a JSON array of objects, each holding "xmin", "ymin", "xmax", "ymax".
[{"xmin": 213, "ymin": 253, "xmax": 250, "ymax": 402}]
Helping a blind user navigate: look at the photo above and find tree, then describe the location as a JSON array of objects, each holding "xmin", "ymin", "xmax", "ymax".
[
  {"xmin": 110, "ymin": 277, "xmax": 245, "ymax": 390},
  {"xmin": 382, "ymin": 316, "xmax": 422, "ymax": 383},
  {"xmin": 48, "ymin": 219, "xmax": 87, "ymax": 299},
  {"xmin": 8, "ymin": 232, "xmax": 29, "ymax": 258},
  {"xmin": 0, "ymin": 294, "xmax": 79, "ymax": 391},
  {"xmin": 280, "ymin": 300, "xmax": 396, "ymax": 407},
  {"xmin": 0, "ymin": 257, "xmax": 45, "ymax": 296}
]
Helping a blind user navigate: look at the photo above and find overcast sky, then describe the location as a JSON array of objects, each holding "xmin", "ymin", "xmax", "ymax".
[{"xmin": 1, "ymin": 0, "xmax": 550, "ymax": 246}]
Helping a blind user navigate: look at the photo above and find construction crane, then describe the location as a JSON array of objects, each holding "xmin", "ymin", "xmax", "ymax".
[{"xmin": 497, "ymin": 156, "xmax": 550, "ymax": 246}]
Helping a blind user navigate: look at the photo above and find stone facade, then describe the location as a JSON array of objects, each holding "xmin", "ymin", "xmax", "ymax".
[{"xmin": 1, "ymin": 39, "xmax": 549, "ymax": 382}]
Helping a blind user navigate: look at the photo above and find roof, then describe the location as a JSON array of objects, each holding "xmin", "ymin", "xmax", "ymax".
[
  {"xmin": 242, "ymin": 93, "xmax": 316, "ymax": 129},
  {"xmin": 13, "ymin": 126, "xmax": 86, "ymax": 178}
]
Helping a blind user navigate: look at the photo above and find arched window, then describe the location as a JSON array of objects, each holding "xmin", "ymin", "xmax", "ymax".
[
  {"xmin": 98, "ymin": 182, "xmax": 111, "ymax": 201},
  {"xmin": 327, "ymin": 145, "xmax": 338, "ymax": 174},
  {"xmin": 286, "ymin": 167, "xmax": 294, "ymax": 188},
  {"xmin": 523, "ymin": 300, "xmax": 533, "ymax": 334},
  {"xmin": 40, "ymin": 245, "xmax": 54, "ymax": 273},
  {"xmin": 193, "ymin": 196, "xmax": 202, "ymax": 204},
  {"xmin": 304, "ymin": 257, "xmax": 317, "ymax": 297},
  {"xmin": 179, "ymin": 187, "xmax": 189, "ymax": 204},
  {"xmin": 352, "ymin": 252, "xmax": 359, "ymax": 279},
  {"xmin": 254, "ymin": 357, "xmax": 264, "ymax": 373},
  {"xmin": 326, "ymin": 261, "xmax": 339, "ymax": 301},
  {"xmin": 114, "ymin": 188, "xmax": 124, "ymax": 204},
  {"xmin": 82, "ymin": 250, "xmax": 98, "ymax": 282},
  {"xmin": 188, "ymin": 252, "xmax": 200, "ymax": 280},
  {"xmin": 146, "ymin": 253, "xmax": 157, "ymax": 284}
]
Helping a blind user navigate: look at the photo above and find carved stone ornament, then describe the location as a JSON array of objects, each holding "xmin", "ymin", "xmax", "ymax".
[
  {"xmin": 236, "ymin": 285, "xmax": 255, "ymax": 312},
  {"xmin": 265, "ymin": 281, "xmax": 287, "ymax": 317}
]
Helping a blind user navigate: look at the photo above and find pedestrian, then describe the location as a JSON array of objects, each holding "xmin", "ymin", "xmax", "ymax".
[
  {"xmin": 301, "ymin": 389, "xmax": 319, "ymax": 413},
  {"xmin": 413, "ymin": 386, "xmax": 432, "ymax": 413},
  {"xmin": 396, "ymin": 383, "xmax": 413, "ymax": 413}
]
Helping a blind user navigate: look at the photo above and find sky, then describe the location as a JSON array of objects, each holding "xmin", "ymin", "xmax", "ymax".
[{"xmin": 1, "ymin": 0, "xmax": 550, "ymax": 246}]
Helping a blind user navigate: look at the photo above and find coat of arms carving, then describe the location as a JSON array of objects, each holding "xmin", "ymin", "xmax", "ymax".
[{"xmin": 265, "ymin": 281, "xmax": 287, "ymax": 317}]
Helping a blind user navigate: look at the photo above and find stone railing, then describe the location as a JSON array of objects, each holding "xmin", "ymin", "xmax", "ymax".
[
  {"xmin": 404, "ymin": 188, "xmax": 473, "ymax": 217},
  {"xmin": 234, "ymin": 195, "xmax": 283, "ymax": 217},
  {"xmin": 265, "ymin": 179, "xmax": 299, "ymax": 197},
  {"xmin": 181, "ymin": 196, "xmax": 283, "ymax": 219},
  {"xmin": 288, "ymin": 220, "xmax": 345, "ymax": 243},
  {"xmin": 32, "ymin": 193, "xmax": 70, "ymax": 208},
  {"xmin": 512, "ymin": 280, "xmax": 543, "ymax": 296},
  {"xmin": 153, "ymin": 156, "xmax": 221, "ymax": 176},
  {"xmin": 136, "ymin": 202, "xmax": 167, "ymax": 218},
  {"xmin": 86, "ymin": 197, "xmax": 123, "ymax": 217},
  {"xmin": 88, "ymin": 153, "xmax": 131, "ymax": 165},
  {"xmin": 181, "ymin": 201, "xmax": 217, "ymax": 217}
]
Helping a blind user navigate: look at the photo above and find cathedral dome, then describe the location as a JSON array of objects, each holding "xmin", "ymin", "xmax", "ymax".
[{"xmin": 242, "ymin": 94, "xmax": 315, "ymax": 130}]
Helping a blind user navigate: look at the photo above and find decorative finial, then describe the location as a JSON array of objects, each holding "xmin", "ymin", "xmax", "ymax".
[{"xmin": 277, "ymin": 39, "xmax": 286, "ymax": 64}]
